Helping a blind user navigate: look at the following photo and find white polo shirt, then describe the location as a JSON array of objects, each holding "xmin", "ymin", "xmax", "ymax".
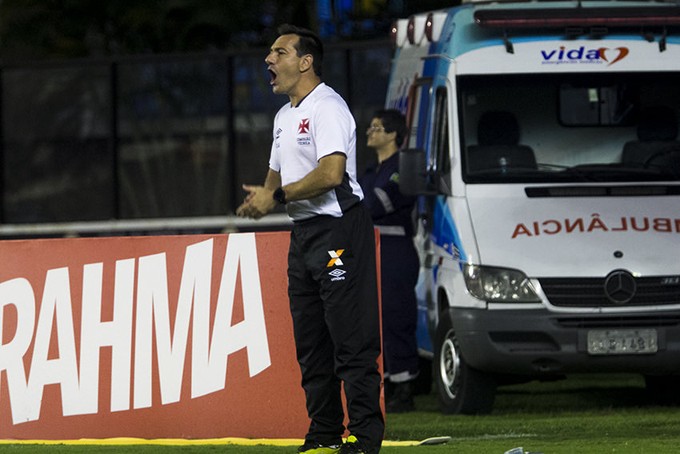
[{"xmin": 269, "ymin": 83, "xmax": 364, "ymax": 221}]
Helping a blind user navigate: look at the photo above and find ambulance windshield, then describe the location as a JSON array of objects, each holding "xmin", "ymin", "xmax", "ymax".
[{"xmin": 459, "ymin": 72, "xmax": 680, "ymax": 183}]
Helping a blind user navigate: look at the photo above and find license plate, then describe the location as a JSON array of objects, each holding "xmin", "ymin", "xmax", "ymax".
[{"xmin": 587, "ymin": 329, "xmax": 658, "ymax": 355}]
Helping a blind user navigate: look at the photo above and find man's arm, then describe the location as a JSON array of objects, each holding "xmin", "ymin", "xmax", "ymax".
[
  {"xmin": 283, "ymin": 152, "xmax": 346, "ymax": 201},
  {"xmin": 236, "ymin": 153, "xmax": 346, "ymax": 219}
]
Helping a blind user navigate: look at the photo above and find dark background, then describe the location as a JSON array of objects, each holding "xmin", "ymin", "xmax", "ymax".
[
  {"xmin": 0, "ymin": 0, "xmax": 456, "ymax": 59},
  {"xmin": 0, "ymin": 0, "xmax": 456, "ymax": 233}
]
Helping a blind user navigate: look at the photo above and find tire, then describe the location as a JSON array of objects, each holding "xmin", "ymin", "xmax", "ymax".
[
  {"xmin": 433, "ymin": 314, "xmax": 496, "ymax": 414},
  {"xmin": 645, "ymin": 375, "xmax": 680, "ymax": 405}
]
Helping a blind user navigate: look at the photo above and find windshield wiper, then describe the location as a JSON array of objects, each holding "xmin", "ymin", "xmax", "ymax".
[
  {"xmin": 536, "ymin": 163, "xmax": 594, "ymax": 181},
  {"xmin": 538, "ymin": 163, "xmax": 678, "ymax": 181},
  {"xmin": 467, "ymin": 166, "xmax": 540, "ymax": 176}
]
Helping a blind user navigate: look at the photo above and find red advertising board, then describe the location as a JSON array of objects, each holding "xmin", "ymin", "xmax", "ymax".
[{"xmin": 0, "ymin": 231, "xmax": 376, "ymax": 440}]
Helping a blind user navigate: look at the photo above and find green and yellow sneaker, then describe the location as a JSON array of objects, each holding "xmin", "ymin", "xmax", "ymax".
[
  {"xmin": 297, "ymin": 440, "xmax": 341, "ymax": 454},
  {"xmin": 338, "ymin": 435, "xmax": 368, "ymax": 454}
]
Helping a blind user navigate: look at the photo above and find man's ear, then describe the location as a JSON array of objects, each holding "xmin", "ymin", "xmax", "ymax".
[{"xmin": 299, "ymin": 54, "xmax": 313, "ymax": 73}]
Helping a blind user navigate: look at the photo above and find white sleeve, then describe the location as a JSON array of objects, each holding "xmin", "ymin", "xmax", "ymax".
[{"xmin": 312, "ymin": 96, "xmax": 355, "ymax": 161}]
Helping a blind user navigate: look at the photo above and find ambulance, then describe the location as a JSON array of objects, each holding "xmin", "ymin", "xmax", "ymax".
[{"xmin": 388, "ymin": 0, "xmax": 680, "ymax": 414}]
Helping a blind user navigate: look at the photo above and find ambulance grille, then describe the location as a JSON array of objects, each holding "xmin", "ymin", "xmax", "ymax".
[
  {"xmin": 538, "ymin": 276, "xmax": 680, "ymax": 308},
  {"xmin": 556, "ymin": 315, "xmax": 680, "ymax": 329}
]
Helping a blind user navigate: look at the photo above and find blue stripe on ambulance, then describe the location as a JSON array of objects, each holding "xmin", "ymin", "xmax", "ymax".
[
  {"xmin": 432, "ymin": 195, "xmax": 466, "ymax": 265},
  {"xmin": 415, "ymin": 196, "xmax": 466, "ymax": 355}
]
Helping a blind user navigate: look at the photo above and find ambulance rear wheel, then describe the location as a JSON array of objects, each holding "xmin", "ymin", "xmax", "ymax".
[{"xmin": 434, "ymin": 316, "xmax": 496, "ymax": 414}]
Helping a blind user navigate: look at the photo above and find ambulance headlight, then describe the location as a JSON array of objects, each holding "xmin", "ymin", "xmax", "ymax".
[{"xmin": 463, "ymin": 264, "xmax": 541, "ymax": 303}]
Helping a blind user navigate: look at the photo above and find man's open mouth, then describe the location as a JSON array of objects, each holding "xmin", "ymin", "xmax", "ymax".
[{"xmin": 268, "ymin": 69, "xmax": 277, "ymax": 85}]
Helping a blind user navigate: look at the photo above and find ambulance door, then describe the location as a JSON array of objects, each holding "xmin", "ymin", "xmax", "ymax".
[
  {"xmin": 407, "ymin": 76, "xmax": 435, "ymax": 354},
  {"xmin": 427, "ymin": 76, "xmax": 454, "ymax": 344},
  {"xmin": 408, "ymin": 72, "xmax": 453, "ymax": 354}
]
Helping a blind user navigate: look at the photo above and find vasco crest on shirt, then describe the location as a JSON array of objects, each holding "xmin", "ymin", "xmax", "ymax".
[{"xmin": 297, "ymin": 118, "xmax": 311, "ymax": 146}]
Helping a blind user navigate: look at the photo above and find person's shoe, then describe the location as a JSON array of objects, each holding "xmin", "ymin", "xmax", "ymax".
[
  {"xmin": 297, "ymin": 440, "xmax": 342, "ymax": 453},
  {"xmin": 385, "ymin": 381, "xmax": 415, "ymax": 413},
  {"xmin": 338, "ymin": 435, "xmax": 369, "ymax": 454}
]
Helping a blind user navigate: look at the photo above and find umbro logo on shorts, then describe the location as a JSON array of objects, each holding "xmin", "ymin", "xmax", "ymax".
[{"xmin": 328, "ymin": 268, "xmax": 346, "ymax": 281}]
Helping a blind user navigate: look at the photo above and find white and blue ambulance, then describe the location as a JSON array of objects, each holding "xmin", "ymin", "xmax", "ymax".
[{"xmin": 388, "ymin": 0, "xmax": 680, "ymax": 414}]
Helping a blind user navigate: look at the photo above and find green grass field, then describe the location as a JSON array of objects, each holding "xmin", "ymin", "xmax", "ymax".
[{"xmin": 2, "ymin": 374, "xmax": 679, "ymax": 453}]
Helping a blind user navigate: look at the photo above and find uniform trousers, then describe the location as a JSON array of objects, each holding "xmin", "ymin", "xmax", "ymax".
[
  {"xmin": 288, "ymin": 202, "xmax": 384, "ymax": 451},
  {"xmin": 380, "ymin": 234, "xmax": 419, "ymax": 382}
]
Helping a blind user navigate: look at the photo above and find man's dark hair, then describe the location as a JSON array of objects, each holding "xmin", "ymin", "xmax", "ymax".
[
  {"xmin": 375, "ymin": 109, "xmax": 408, "ymax": 147},
  {"xmin": 277, "ymin": 24, "xmax": 323, "ymax": 77}
]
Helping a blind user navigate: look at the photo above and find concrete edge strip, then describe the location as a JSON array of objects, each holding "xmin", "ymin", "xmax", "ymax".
[{"xmin": 0, "ymin": 437, "xmax": 428, "ymax": 447}]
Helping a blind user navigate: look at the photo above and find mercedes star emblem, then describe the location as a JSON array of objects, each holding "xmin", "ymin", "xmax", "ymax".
[{"xmin": 604, "ymin": 270, "xmax": 637, "ymax": 304}]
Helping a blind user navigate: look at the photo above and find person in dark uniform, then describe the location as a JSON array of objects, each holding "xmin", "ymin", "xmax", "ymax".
[
  {"xmin": 236, "ymin": 24, "xmax": 383, "ymax": 454},
  {"xmin": 360, "ymin": 109, "xmax": 419, "ymax": 413}
]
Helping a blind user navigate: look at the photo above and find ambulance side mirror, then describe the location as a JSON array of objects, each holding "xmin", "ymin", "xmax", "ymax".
[{"xmin": 399, "ymin": 148, "xmax": 437, "ymax": 195}]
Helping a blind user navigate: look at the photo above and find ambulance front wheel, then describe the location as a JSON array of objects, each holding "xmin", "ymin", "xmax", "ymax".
[
  {"xmin": 434, "ymin": 316, "xmax": 496, "ymax": 415},
  {"xmin": 644, "ymin": 375, "xmax": 680, "ymax": 405}
]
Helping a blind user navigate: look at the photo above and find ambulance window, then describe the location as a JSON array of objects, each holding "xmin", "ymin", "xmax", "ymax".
[
  {"xmin": 406, "ymin": 78, "xmax": 432, "ymax": 149},
  {"xmin": 559, "ymin": 83, "xmax": 636, "ymax": 126},
  {"xmin": 431, "ymin": 87, "xmax": 452, "ymax": 195}
]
